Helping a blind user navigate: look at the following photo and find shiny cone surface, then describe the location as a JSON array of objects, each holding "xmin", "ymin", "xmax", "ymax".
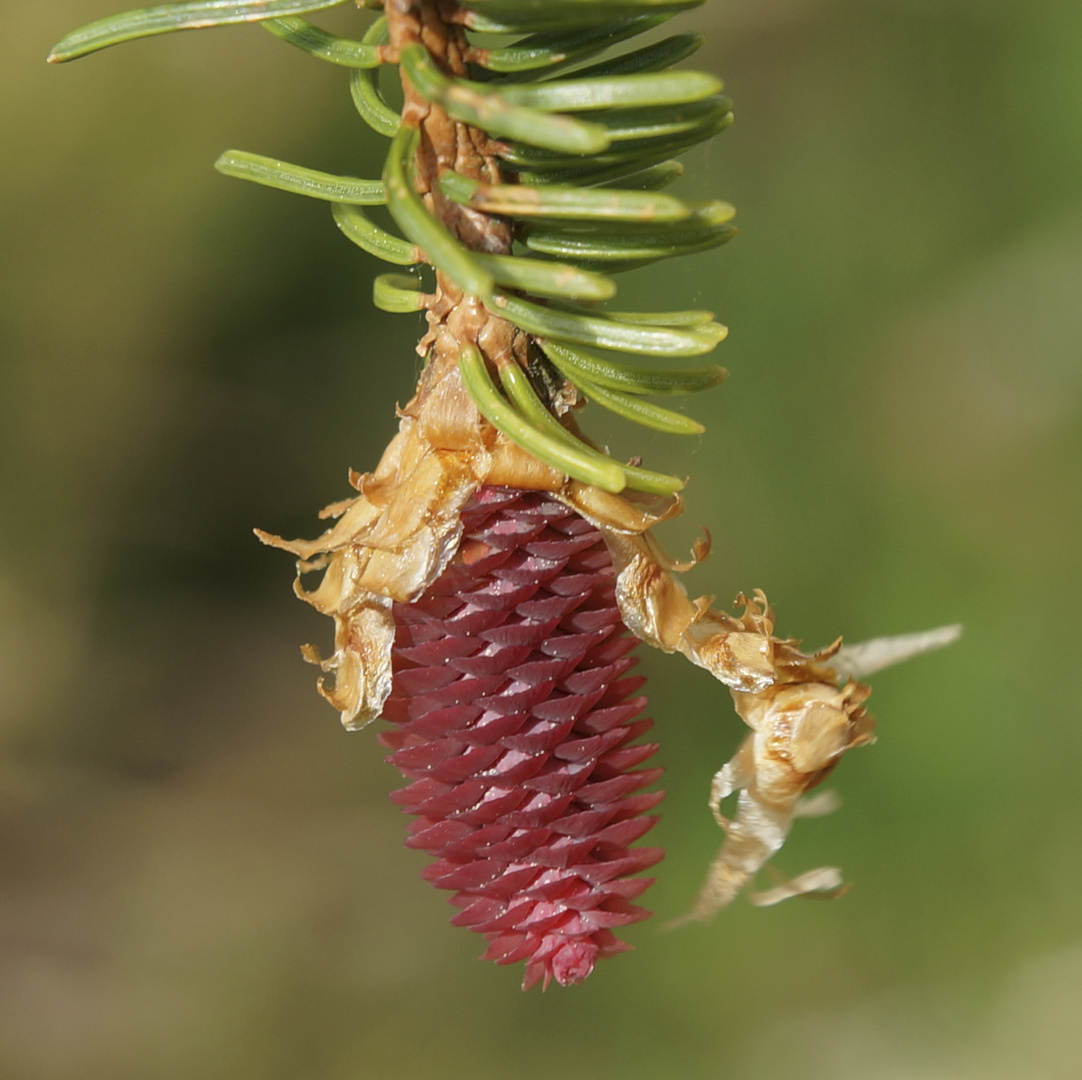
[{"xmin": 379, "ymin": 487, "xmax": 664, "ymax": 989}]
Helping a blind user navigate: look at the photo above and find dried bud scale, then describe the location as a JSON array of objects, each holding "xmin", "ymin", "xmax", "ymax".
[{"xmin": 51, "ymin": 0, "xmax": 959, "ymax": 988}]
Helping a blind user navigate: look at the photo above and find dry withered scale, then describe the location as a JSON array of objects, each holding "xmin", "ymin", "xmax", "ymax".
[{"xmin": 50, "ymin": 0, "xmax": 959, "ymax": 990}]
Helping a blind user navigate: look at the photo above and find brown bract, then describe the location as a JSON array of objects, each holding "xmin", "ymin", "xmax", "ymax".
[
  {"xmin": 256, "ymin": 350, "xmax": 563, "ymax": 729},
  {"xmin": 568, "ymin": 498, "xmax": 878, "ymax": 919}
]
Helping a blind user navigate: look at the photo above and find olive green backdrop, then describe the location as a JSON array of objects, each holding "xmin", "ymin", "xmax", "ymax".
[{"xmin": 3, "ymin": 2, "xmax": 1081, "ymax": 1077}]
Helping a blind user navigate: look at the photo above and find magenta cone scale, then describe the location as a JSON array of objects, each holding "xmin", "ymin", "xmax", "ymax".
[{"xmin": 379, "ymin": 487, "xmax": 664, "ymax": 989}]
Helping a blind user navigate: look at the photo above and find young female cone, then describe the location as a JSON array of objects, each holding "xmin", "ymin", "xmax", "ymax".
[{"xmin": 380, "ymin": 487, "xmax": 663, "ymax": 989}]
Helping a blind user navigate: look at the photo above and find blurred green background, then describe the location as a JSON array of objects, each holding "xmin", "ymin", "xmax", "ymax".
[{"xmin": 3, "ymin": 1, "xmax": 1082, "ymax": 1077}]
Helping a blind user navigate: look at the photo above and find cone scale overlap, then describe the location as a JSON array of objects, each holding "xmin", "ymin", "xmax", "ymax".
[{"xmin": 379, "ymin": 487, "xmax": 664, "ymax": 989}]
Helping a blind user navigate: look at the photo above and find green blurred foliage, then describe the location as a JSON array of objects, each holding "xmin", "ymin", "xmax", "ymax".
[{"xmin": 3, "ymin": 2, "xmax": 1081, "ymax": 1078}]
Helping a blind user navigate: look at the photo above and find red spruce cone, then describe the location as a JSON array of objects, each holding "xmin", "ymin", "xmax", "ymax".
[{"xmin": 378, "ymin": 487, "xmax": 664, "ymax": 990}]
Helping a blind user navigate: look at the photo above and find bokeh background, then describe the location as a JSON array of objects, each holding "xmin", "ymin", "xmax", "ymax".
[{"xmin": 4, "ymin": 1, "xmax": 1082, "ymax": 1077}]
